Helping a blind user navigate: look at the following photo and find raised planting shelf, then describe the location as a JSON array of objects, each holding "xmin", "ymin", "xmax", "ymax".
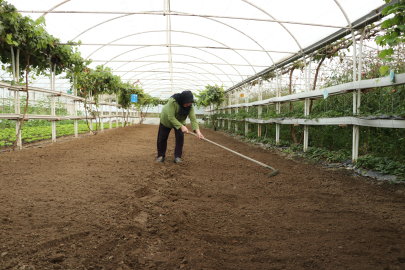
[
  {"xmin": 218, "ymin": 117, "xmax": 405, "ymax": 129},
  {"xmin": 205, "ymin": 73, "xmax": 405, "ymax": 111}
]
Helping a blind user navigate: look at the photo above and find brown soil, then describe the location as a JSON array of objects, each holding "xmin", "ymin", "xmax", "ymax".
[{"xmin": 1, "ymin": 124, "xmax": 405, "ymax": 270}]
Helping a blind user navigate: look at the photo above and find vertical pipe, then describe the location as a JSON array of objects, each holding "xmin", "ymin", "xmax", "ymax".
[
  {"xmin": 12, "ymin": 48, "xmax": 22, "ymax": 149},
  {"xmin": 10, "ymin": 47, "xmax": 15, "ymax": 82},
  {"xmin": 351, "ymin": 29, "xmax": 359, "ymax": 161},
  {"xmin": 16, "ymin": 49, "xmax": 20, "ymax": 83},
  {"xmin": 109, "ymin": 99, "xmax": 112, "ymax": 129},
  {"xmin": 276, "ymin": 70, "xmax": 280, "ymax": 145},
  {"xmin": 235, "ymin": 90, "xmax": 239, "ymax": 133},
  {"xmin": 244, "ymin": 90, "xmax": 249, "ymax": 136},
  {"xmin": 228, "ymin": 93, "xmax": 231, "ymax": 130},
  {"xmin": 116, "ymin": 95, "xmax": 119, "ymax": 128},
  {"xmin": 258, "ymin": 83, "xmax": 262, "ymax": 137},
  {"xmin": 52, "ymin": 64, "xmax": 56, "ymax": 142},
  {"xmin": 357, "ymin": 28, "xmax": 366, "ymax": 111},
  {"xmin": 15, "ymin": 89, "xmax": 21, "ymax": 149},
  {"xmin": 51, "ymin": 95, "xmax": 56, "ymax": 142},
  {"xmin": 101, "ymin": 105, "xmax": 104, "ymax": 131},
  {"xmin": 73, "ymin": 73, "xmax": 78, "ymax": 138}
]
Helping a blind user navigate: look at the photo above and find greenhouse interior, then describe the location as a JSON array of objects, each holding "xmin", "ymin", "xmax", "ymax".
[{"xmin": 1, "ymin": 0, "xmax": 405, "ymax": 269}]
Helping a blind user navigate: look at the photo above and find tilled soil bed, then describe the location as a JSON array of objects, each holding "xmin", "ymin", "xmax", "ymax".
[{"xmin": 1, "ymin": 124, "xmax": 405, "ymax": 270}]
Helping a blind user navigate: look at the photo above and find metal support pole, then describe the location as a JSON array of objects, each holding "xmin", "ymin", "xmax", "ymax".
[
  {"xmin": 303, "ymin": 56, "xmax": 310, "ymax": 152},
  {"xmin": 244, "ymin": 91, "xmax": 249, "ymax": 136},
  {"xmin": 100, "ymin": 105, "xmax": 104, "ymax": 130},
  {"xmin": 258, "ymin": 83, "xmax": 262, "ymax": 137},
  {"xmin": 235, "ymin": 90, "xmax": 239, "ymax": 133},
  {"xmin": 73, "ymin": 73, "xmax": 78, "ymax": 138},
  {"xmin": 51, "ymin": 65, "xmax": 56, "ymax": 143},
  {"xmin": 228, "ymin": 94, "xmax": 231, "ymax": 130},
  {"xmin": 303, "ymin": 98, "xmax": 309, "ymax": 152},
  {"xmin": 351, "ymin": 29, "xmax": 359, "ymax": 162},
  {"xmin": 116, "ymin": 105, "xmax": 118, "ymax": 128},
  {"xmin": 51, "ymin": 95, "xmax": 56, "ymax": 142},
  {"xmin": 15, "ymin": 89, "xmax": 21, "ymax": 149},
  {"xmin": 109, "ymin": 101, "xmax": 112, "ymax": 129},
  {"xmin": 276, "ymin": 71, "xmax": 280, "ymax": 145}
]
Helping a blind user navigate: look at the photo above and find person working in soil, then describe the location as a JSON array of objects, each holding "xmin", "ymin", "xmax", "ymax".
[{"xmin": 157, "ymin": 90, "xmax": 204, "ymax": 163}]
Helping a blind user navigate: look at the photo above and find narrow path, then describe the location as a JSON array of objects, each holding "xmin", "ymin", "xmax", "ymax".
[{"xmin": 1, "ymin": 125, "xmax": 405, "ymax": 270}]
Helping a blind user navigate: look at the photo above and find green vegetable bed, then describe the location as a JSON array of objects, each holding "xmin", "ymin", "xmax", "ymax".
[{"xmin": 0, "ymin": 123, "xmax": 121, "ymax": 147}]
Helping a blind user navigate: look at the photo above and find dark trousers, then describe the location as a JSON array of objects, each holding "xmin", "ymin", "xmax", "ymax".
[{"xmin": 157, "ymin": 123, "xmax": 184, "ymax": 158}]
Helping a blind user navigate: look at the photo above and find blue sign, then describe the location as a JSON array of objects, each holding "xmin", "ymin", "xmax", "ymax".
[
  {"xmin": 131, "ymin": 94, "xmax": 138, "ymax": 103},
  {"xmin": 390, "ymin": 70, "xmax": 395, "ymax": 83},
  {"xmin": 323, "ymin": 89, "xmax": 329, "ymax": 99}
]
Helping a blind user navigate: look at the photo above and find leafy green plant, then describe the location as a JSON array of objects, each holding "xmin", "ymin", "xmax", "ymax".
[
  {"xmin": 356, "ymin": 155, "xmax": 405, "ymax": 179},
  {"xmin": 196, "ymin": 85, "xmax": 225, "ymax": 129},
  {"xmin": 376, "ymin": 0, "xmax": 405, "ymax": 74}
]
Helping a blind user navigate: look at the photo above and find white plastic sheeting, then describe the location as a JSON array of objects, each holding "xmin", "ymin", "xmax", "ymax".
[{"xmin": 11, "ymin": 0, "xmax": 386, "ymax": 97}]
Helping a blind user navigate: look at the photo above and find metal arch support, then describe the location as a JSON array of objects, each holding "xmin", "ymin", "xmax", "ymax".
[
  {"xmin": 113, "ymin": 52, "xmax": 235, "ymax": 85},
  {"xmin": 25, "ymin": 10, "xmax": 348, "ymax": 29},
  {"xmin": 86, "ymin": 30, "xmax": 256, "ymax": 73},
  {"xmin": 142, "ymin": 83, "xmax": 199, "ymax": 91},
  {"xmin": 134, "ymin": 72, "xmax": 224, "ymax": 85},
  {"xmin": 41, "ymin": 0, "xmax": 71, "ymax": 17},
  {"xmin": 333, "ymin": 0, "xmax": 352, "ymax": 27},
  {"xmin": 145, "ymin": 87, "xmax": 189, "ymax": 94},
  {"xmin": 136, "ymin": 72, "xmax": 214, "ymax": 85},
  {"xmin": 116, "ymin": 52, "xmax": 231, "ymax": 85},
  {"xmin": 143, "ymin": 81, "xmax": 202, "ymax": 89},
  {"xmin": 241, "ymin": 0, "xmax": 303, "ymax": 54},
  {"xmin": 124, "ymin": 62, "xmax": 227, "ymax": 86},
  {"xmin": 127, "ymin": 66, "xmax": 226, "ymax": 84},
  {"xmin": 110, "ymin": 44, "xmax": 243, "ymax": 80},
  {"xmin": 172, "ymin": 11, "xmax": 274, "ymax": 65},
  {"xmin": 142, "ymin": 81, "xmax": 202, "ymax": 89},
  {"xmin": 129, "ymin": 66, "xmax": 222, "ymax": 82}
]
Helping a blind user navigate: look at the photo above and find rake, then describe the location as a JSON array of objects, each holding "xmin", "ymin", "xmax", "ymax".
[{"xmin": 189, "ymin": 132, "xmax": 280, "ymax": 177}]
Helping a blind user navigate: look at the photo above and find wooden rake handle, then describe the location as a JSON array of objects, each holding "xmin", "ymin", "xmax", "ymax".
[{"xmin": 188, "ymin": 132, "xmax": 279, "ymax": 174}]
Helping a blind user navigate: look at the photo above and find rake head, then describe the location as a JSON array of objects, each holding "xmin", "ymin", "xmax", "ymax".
[{"xmin": 268, "ymin": 169, "xmax": 280, "ymax": 177}]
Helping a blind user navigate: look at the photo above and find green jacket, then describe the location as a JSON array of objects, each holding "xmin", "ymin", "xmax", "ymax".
[{"xmin": 160, "ymin": 97, "xmax": 199, "ymax": 131}]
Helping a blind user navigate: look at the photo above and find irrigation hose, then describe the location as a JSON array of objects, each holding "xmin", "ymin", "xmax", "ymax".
[{"xmin": 188, "ymin": 132, "xmax": 280, "ymax": 177}]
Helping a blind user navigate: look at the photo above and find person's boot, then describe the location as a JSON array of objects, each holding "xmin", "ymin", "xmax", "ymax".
[
  {"xmin": 174, "ymin": 157, "xmax": 182, "ymax": 163},
  {"xmin": 156, "ymin": 156, "xmax": 165, "ymax": 162}
]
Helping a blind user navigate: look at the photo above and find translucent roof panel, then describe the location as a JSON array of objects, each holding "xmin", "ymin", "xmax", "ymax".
[{"xmin": 12, "ymin": 0, "xmax": 386, "ymax": 95}]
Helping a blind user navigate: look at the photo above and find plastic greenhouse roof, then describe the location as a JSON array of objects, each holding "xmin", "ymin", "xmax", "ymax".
[{"xmin": 10, "ymin": 0, "xmax": 390, "ymax": 97}]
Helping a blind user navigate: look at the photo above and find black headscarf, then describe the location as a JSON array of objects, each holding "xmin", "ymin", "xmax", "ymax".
[{"xmin": 171, "ymin": 90, "xmax": 194, "ymax": 117}]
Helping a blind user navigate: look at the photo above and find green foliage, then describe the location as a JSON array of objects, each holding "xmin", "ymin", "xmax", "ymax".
[
  {"xmin": 376, "ymin": 0, "xmax": 405, "ymax": 74},
  {"xmin": 118, "ymin": 82, "xmax": 143, "ymax": 109},
  {"xmin": 356, "ymin": 155, "xmax": 405, "ymax": 179},
  {"xmin": 305, "ymin": 147, "xmax": 350, "ymax": 163},
  {"xmin": 196, "ymin": 85, "xmax": 225, "ymax": 109},
  {"xmin": 0, "ymin": 122, "xmax": 120, "ymax": 147}
]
